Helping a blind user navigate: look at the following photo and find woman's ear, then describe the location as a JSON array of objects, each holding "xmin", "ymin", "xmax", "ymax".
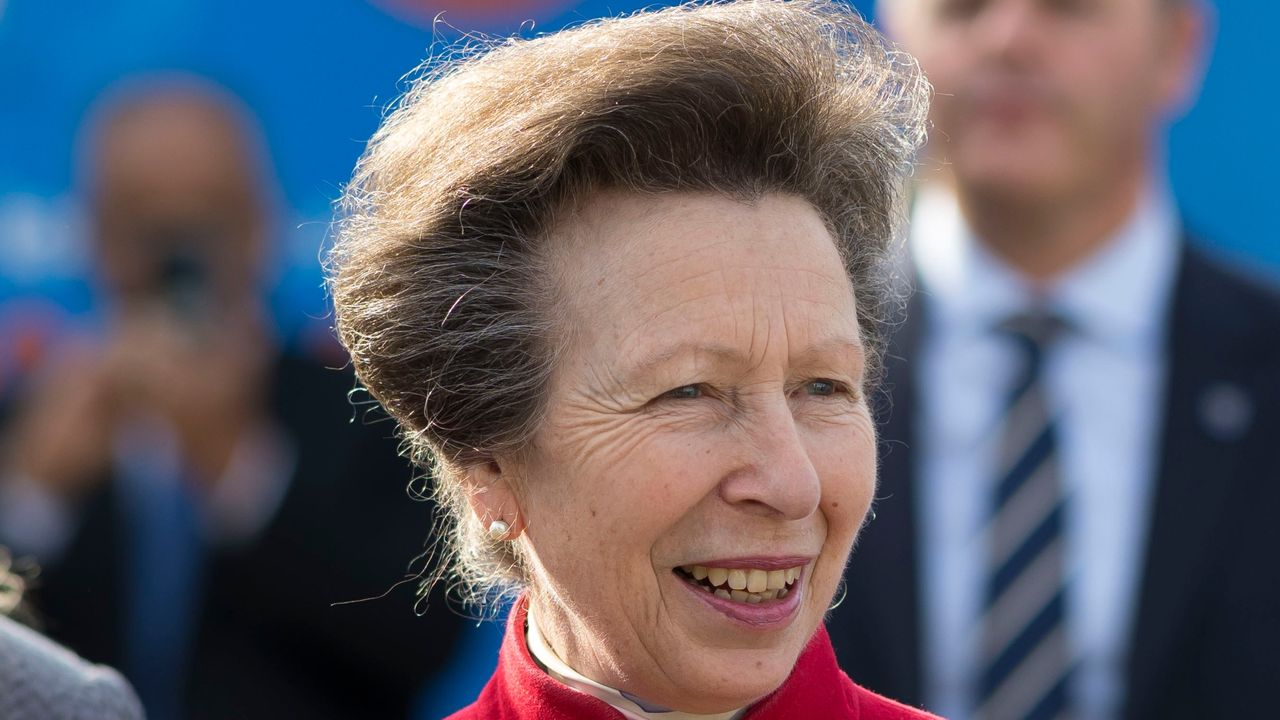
[{"xmin": 462, "ymin": 456, "xmax": 526, "ymax": 540}]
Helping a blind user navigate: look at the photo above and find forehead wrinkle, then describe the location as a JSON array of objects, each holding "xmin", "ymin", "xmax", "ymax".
[
  {"xmin": 741, "ymin": 289, "xmax": 859, "ymax": 384},
  {"xmin": 610, "ymin": 285, "xmax": 736, "ymax": 357},
  {"xmin": 627, "ymin": 240, "xmax": 846, "ymax": 298},
  {"xmin": 549, "ymin": 193, "xmax": 734, "ymax": 291},
  {"xmin": 742, "ymin": 289, "xmax": 775, "ymax": 378},
  {"xmin": 557, "ymin": 206, "xmax": 847, "ymax": 333},
  {"xmin": 552, "ymin": 192, "xmax": 858, "ymax": 397},
  {"xmin": 562, "ymin": 252, "xmax": 733, "ymax": 352},
  {"xmin": 623, "ymin": 235, "xmax": 742, "ymax": 286},
  {"xmin": 612, "ymin": 282, "xmax": 860, "ymax": 388},
  {"xmin": 626, "ymin": 306, "xmax": 849, "ymax": 389},
  {"xmin": 615, "ymin": 252, "xmax": 850, "ymax": 338}
]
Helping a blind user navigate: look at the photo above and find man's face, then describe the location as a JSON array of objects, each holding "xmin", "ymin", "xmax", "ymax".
[
  {"xmin": 884, "ymin": 0, "xmax": 1201, "ymax": 203},
  {"xmin": 92, "ymin": 96, "xmax": 263, "ymax": 317}
]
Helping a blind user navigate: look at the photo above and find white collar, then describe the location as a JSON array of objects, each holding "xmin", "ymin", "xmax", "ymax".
[
  {"xmin": 910, "ymin": 182, "xmax": 1180, "ymax": 347},
  {"xmin": 524, "ymin": 609, "xmax": 746, "ymax": 720}
]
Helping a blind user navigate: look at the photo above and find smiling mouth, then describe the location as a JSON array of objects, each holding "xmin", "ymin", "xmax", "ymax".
[{"xmin": 673, "ymin": 565, "xmax": 802, "ymax": 604}]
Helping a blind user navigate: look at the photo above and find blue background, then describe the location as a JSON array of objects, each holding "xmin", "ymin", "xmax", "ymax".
[{"xmin": 0, "ymin": 1, "xmax": 1272, "ymax": 360}]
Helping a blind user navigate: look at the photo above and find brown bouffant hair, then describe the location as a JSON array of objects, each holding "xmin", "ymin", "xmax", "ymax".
[{"xmin": 326, "ymin": 0, "xmax": 928, "ymax": 607}]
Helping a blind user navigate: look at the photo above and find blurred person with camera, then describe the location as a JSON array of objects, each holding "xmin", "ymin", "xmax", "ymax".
[
  {"xmin": 0, "ymin": 78, "xmax": 464, "ymax": 720},
  {"xmin": 825, "ymin": 1, "xmax": 1280, "ymax": 719}
]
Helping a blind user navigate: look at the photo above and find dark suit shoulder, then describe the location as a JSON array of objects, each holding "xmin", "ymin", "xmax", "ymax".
[
  {"xmin": 1124, "ymin": 241, "xmax": 1280, "ymax": 719},
  {"xmin": 1176, "ymin": 243, "xmax": 1280, "ymax": 356}
]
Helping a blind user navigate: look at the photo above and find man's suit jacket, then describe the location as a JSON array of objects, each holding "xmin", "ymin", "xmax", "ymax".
[
  {"xmin": 827, "ymin": 244, "xmax": 1280, "ymax": 719},
  {"xmin": 0, "ymin": 614, "xmax": 143, "ymax": 720},
  {"xmin": 26, "ymin": 354, "xmax": 468, "ymax": 720}
]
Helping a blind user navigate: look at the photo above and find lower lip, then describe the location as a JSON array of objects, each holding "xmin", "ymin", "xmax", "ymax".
[{"xmin": 676, "ymin": 572, "xmax": 804, "ymax": 629}]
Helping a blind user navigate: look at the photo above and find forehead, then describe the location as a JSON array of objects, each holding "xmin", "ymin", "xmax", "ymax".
[{"xmin": 546, "ymin": 191, "xmax": 861, "ymax": 363}]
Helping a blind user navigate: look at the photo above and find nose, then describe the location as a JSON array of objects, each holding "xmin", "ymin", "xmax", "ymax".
[
  {"xmin": 974, "ymin": 0, "xmax": 1043, "ymax": 66},
  {"xmin": 718, "ymin": 398, "xmax": 822, "ymax": 521}
]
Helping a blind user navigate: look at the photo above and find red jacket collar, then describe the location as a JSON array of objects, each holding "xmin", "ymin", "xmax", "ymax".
[{"xmin": 447, "ymin": 596, "xmax": 938, "ymax": 720}]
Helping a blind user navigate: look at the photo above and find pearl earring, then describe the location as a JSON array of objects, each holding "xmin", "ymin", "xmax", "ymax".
[{"xmin": 487, "ymin": 519, "xmax": 511, "ymax": 541}]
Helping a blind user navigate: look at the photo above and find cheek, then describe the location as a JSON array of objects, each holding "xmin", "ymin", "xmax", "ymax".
[
  {"xmin": 522, "ymin": 435, "xmax": 728, "ymax": 614},
  {"xmin": 813, "ymin": 420, "xmax": 877, "ymax": 542},
  {"xmin": 1085, "ymin": 60, "xmax": 1160, "ymax": 130},
  {"xmin": 524, "ymin": 416, "xmax": 722, "ymax": 556}
]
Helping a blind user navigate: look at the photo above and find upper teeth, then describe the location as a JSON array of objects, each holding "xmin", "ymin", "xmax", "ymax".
[{"xmin": 678, "ymin": 564, "xmax": 803, "ymax": 603}]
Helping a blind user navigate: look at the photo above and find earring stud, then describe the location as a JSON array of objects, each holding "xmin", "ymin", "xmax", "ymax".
[{"xmin": 487, "ymin": 519, "xmax": 511, "ymax": 541}]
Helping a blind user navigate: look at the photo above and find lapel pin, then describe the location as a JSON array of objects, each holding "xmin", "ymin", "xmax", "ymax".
[{"xmin": 1198, "ymin": 381, "xmax": 1253, "ymax": 442}]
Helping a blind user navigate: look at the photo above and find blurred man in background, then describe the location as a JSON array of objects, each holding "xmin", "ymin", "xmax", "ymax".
[
  {"xmin": 0, "ymin": 77, "xmax": 464, "ymax": 719},
  {"xmin": 827, "ymin": 1, "xmax": 1280, "ymax": 719}
]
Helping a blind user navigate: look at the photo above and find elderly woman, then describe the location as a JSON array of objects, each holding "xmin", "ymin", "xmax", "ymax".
[{"xmin": 328, "ymin": 1, "xmax": 934, "ymax": 718}]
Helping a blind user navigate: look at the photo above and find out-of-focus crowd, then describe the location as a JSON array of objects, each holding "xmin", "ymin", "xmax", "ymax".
[{"xmin": 0, "ymin": 78, "xmax": 479, "ymax": 719}]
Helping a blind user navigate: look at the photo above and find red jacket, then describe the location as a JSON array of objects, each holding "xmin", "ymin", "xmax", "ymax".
[{"xmin": 446, "ymin": 598, "xmax": 939, "ymax": 720}]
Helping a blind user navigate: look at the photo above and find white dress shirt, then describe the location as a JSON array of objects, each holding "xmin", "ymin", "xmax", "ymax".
[{"xmin": 910, "ymin": 185, "xmax": 1180, "ymax": 720}]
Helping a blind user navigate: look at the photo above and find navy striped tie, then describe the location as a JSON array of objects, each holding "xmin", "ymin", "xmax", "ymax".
[{"xmin": 975, "ymin": 314, "xmax": 1075, "ymax": 720}]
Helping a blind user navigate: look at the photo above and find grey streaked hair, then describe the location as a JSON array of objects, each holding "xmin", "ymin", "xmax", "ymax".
[{"xmin": 325, "ymin": 0, "xmax": 928, "ymax": 610}]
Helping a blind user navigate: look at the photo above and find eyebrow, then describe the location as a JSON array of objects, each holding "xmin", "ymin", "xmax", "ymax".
[
  {"xmin": 793, "ymin": 336, "xmax": 867, "ymax": 369},
  {"xmin": 620, "ymin": 335, "xmax": 865, "ymax": 383},
  {"xmin": 620, "ymin": 342, "xmax": 744, "ymax": 383}
]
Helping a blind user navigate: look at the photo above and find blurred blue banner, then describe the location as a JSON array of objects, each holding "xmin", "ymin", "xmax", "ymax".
[{"xmin": 0, "ymin": 0, "xmax": 1271, "ymax": 388}]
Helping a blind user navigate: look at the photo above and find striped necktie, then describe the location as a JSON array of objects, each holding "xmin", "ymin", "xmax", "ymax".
[{"xmin": 975, "ymin": 314, "xmax": 1075, "ymax": 720}]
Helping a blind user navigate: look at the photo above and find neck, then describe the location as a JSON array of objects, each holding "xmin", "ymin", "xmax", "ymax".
[
  {"xmin": 952, "ymin": 165, "xmax": 1148, "ymax": 283},
  {"xmin": 525, "ymin": 604, "xmax": 745, "ymax": 720}
]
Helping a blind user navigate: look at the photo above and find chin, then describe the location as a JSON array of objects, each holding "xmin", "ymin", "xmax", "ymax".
[
  {"xmin": 664, "ymin": 631, "xmax": 812, "ymax": 713},
  {"xmin": 671, "ymin": 664, "xmax": 790, "ymax": 713}
]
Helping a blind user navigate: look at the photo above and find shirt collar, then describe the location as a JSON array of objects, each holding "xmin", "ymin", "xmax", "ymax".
[{"xmin": 910, "ymin": 183, "xmax": 1180, "ymax": 346}]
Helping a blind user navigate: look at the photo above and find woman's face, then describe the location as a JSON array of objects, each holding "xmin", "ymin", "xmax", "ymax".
[{"xmin": 505, "ymin": 191, "xmax": 876, "ymax": 713}]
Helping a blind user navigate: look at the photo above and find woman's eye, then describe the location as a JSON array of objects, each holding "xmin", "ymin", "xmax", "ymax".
[
  {"xmin": 663, "ymin": 384, "xmax": 703, "ymax": 400},
  {"xmin": 806, "ymin": 380, "xmax": 838, "ymax": 396}
]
